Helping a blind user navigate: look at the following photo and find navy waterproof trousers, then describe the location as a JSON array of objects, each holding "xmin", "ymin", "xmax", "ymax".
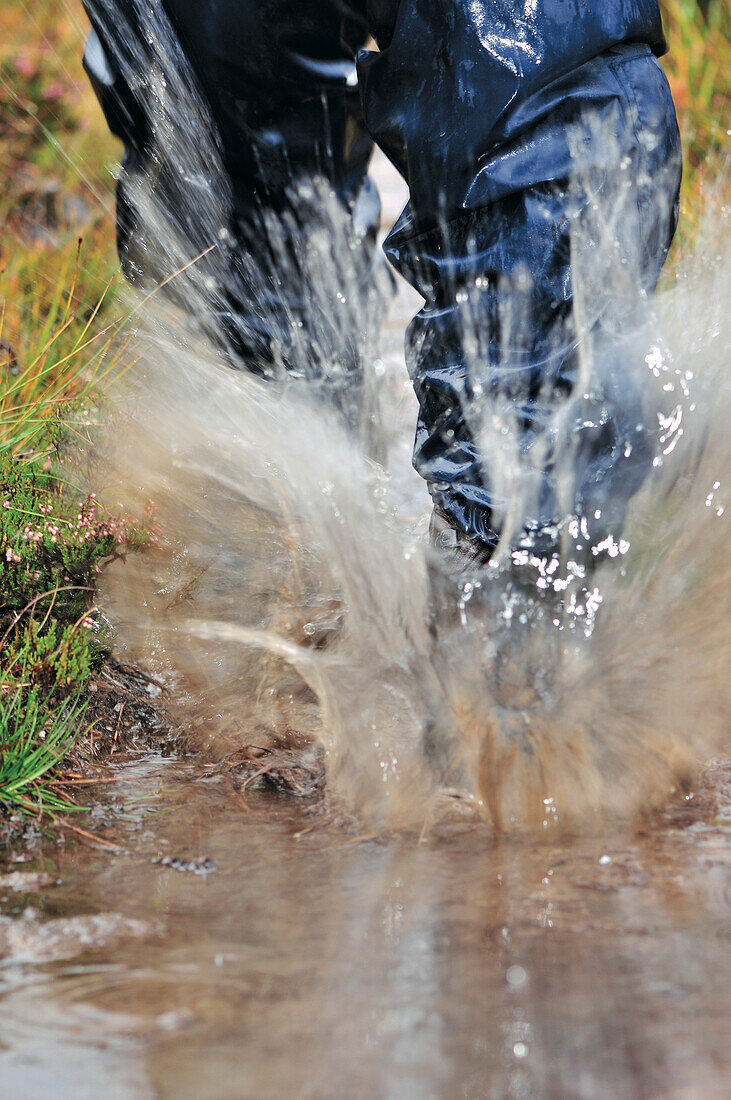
[{"xmin": 83, "ymin": 1, "xmax": 682, "ymax": 555}]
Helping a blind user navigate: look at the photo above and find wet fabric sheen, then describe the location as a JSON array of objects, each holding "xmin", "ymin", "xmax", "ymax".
[{"xmin": 83, "ymin": 1, "xmax": 681, "ymax": 550}]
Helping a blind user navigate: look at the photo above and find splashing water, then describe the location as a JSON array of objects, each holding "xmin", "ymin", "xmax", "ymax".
[{"xmin": 86, "ymin": 0, "xmax": 729, "ymax": 831}]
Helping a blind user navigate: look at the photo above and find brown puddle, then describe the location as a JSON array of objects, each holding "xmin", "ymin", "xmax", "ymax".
[
  {"xmin": 0, "ymin": 749, "xmax": 729, "ymax": 1100},
  {"xmin": 3, "ymin": 153, "xmax": 729, "ymax": 1099}
]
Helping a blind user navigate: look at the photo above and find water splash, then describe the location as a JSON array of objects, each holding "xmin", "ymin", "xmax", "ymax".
[{"xmin": 86, "ymin": 0, "xmax": 729, "ymax": 830}]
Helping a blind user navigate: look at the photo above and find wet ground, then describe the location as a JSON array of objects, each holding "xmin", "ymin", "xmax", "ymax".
[
  {"xmin": 1, "ymin": 155, "xmax": 729, "ymax": 1099},
  {"xmin": 1, "ymin": 750, "xmax": 730, "ymax": 1100}
]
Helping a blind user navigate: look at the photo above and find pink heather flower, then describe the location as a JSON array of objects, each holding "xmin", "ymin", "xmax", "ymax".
[
  {"xmin": 15, "ymin": 56, "xmax": 36, "ymax": 78},
  {"xmin": 2, "ymin": 501, "xmax": 10, "ymax": 509},
  {"xmin": 42, "ymin": 81, "xmax": 65, "ymax": 101}
]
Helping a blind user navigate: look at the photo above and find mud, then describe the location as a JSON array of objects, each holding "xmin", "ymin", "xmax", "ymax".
[
  {"xmin": 1, "ymin": 152, "xmax": 728, "ymax": 1099},
  {"xmin": 0, "ymin": 750, "xmax": 729, "ymax": 1099},
  {"xmin": 81, "ymin": 658, "xmax": 174, "ymax": 758}
]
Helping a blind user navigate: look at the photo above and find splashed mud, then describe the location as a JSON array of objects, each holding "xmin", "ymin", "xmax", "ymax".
[
  {"xmin": 74, "ymin": 0, "xmax": 730, "ymax": 831},
  {"xmin": 95, "ymin": 175, "xmax": 729, "ymax": 832}
]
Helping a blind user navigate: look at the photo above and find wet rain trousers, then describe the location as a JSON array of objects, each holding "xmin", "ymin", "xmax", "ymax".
[{"xmin": 83, "ymin": 1, "xmax": 682, "ymax": 553}]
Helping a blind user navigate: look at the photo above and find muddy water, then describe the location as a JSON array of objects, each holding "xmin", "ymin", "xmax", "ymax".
[
  {"xmin": 2, "ymin": 155, "xmax": 730, "ymax": 1098},
  {"xmin": 1, "ymin": 750, "xmax": 730, "ymax": 1100}
]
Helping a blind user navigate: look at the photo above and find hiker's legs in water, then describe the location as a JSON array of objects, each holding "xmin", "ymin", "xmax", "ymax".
[{"xmin": 85, "ymin": 1, "xmax": 681, "ymax": 557}]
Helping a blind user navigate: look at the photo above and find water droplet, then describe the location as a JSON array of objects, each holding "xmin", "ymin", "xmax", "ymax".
[{"xmin": 506, "ymin": 965, "xmax": 528, "ymax": 989}]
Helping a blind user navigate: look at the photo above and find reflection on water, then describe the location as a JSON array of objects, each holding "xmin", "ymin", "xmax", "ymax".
[{"xmin": 1, "ymin": 752, "xmax": 730, "ymax": 1099}]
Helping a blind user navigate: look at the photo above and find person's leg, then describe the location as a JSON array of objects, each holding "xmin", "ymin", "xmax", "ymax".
[
  {"xmin": 351, "ymin": 3, "xmax": 682, "ymax": 775},
  {"xmin": 85, "ymin": 1, "xmax": 682, "ymax": 561},
  {"xmin": 83, "ymin": 0, "xmax": 381, "ymax": 420},
  {"xmin": 158, "ymin": 2, "xmax": 373, "ymax": 223},
  {"xmin": 358, "ymin": 1, "xmax": 682, "ymax": 561}
]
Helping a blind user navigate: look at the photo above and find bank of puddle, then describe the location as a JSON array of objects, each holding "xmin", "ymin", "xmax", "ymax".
[{"xmin": 0, "ymin": 746, "xmax": 729, "ymax": 1100}]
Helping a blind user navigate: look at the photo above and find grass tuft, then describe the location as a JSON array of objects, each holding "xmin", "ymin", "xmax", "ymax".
[{"xmin": 0, "ymin": 686, "xmax": 88, "ymax": 816}]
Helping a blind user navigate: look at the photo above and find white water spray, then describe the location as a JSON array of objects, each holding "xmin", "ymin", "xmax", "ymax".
[{"xmin": 86, "ymin": 0, "xmax": 729, "ymax": 830}]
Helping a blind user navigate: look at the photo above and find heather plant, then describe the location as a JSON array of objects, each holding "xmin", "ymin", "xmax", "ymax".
[
  {"xmin": 1, "ymin": 452, "xmax": 117, "ymax": 629},
  {"xmin": 0, "ymin": 449, "xmax": 133, "ymax": 816},
  {"xmin": 0, "ymin": 260, "xmax": 140, "ymax": 817}
]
